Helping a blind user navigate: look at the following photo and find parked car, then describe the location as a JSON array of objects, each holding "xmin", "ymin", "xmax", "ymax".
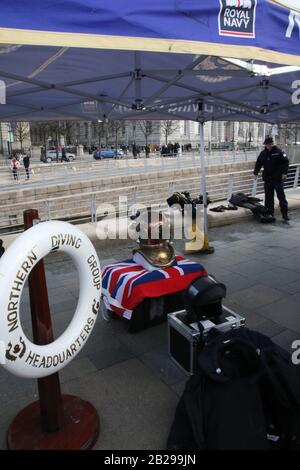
[
  {"xmin": 40, "ymin": 150, "xmax": 76, "ymax": 163},
  {"xmin": 93, "ymin": 149, "xmax": 124, "ymax": 160}
]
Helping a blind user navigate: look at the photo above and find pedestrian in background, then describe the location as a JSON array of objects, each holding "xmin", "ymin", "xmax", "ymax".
[
  {"xmin": 23, "ymin": 152, "xmax": 30, "ymax": 179},
  {"xmin": 132, "ymin": 143, "xmax": 137, "ymax": 158},
  {"xmin": 253, "ymin": 136, "xmax": 289, "ymax": 222},
  {"xmin": 61, "ymin": 146, "xmax": 67, "ymax": 162},
  {"xmin": 10, "ymin": 155, "xmax": 20, "ymax": 181}
]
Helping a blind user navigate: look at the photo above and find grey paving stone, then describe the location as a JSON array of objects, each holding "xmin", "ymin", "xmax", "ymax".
[
  {"xmin": 186, "ymin": 254, "xmax": 235, "ymax": 279},
  {"xmin": 214, "ymin": 252, "xmax": 254, "ymax": 266},
  {"xmin": 287, "ymin": 291, "xmax": 300, "ymax": 305},
  {"xmin": 217, "ymin": 272, "xmax": 257, "ymax": 294},
  {"xmin": 250, "ymin": 319, "xmax": 286, "ymax": 338},
  {"xmin": 50, "ymin": 299, "xmax": 78, "ymax": 315},
  {"xmin": 115, "ymin": 322, "xmax": 168, "ymax": 356},
  {"xmin": 225, "ymin": 297, "xmax": 262, "ymax": 316},
  {"xmin": 88, "ymin": 344, "xmax": 134, "ymax": 371},
  {"xmin": 183, "ymin": 253, "xmax": 225, "ymax": 269},
  {"xmin": 279, "ymin": 280, "xmax": 300, "ymax": 294},
  {"xmin": 268, "ymin": 255, "xmax": 300, "ymax": 273},
  {"xmin": 272, "ymin": 329, "xmax": 300, "ymax": 353},
  {"xmin": 99, "ymin": 258, "xmax": 117, "ymax": 267},
  {"xmin": 139, "ymin": 350, "xmax": 187, "ymax": 386},
  {"xmin": 224, "ymin": 247, "xmax": 258, "ymax": 258},
  {"xmin": 19, "ymin": 302, "xmax": 31, "ymax": 323},
  {"xmin": 76, "ymin": 318, "xmax": 124, "ymax": 357},
  {"xmin": 254, "ymin": 267, "xmax": 300, "ymax": 290},
  {"xmin": 62, "ymin": 359, "xmax": 178, "ymax": 450},
  {"xmin": 60, "ymin": 357, "xmax": 98, "ymax": 384},
  {"xmin": 205, "ymin": 265, "xmax": 236, "ymax": 280},
  {"xmin": 227, "ymin": 284, "xmax": 286, "ymax": 310},
  {"xmin": 227, "ymin": 260, "xmax": 277, "ymax": 277},
  {"xmin": 47, "ymin": 287, "xmax": 78, "ymax": 306},
  {"xmin": 259, "ymin": 298, "xmax": 300, "ymax": 333},
  {"xmin": 59, "ymin": 276, "xmax": 79, "ymax": 289},
  {"xmin": 0, "ymin": 368, "xmax": 37, "ymax": 405},
  {"xmin": 241, "ymin": 311, "xmax": 268, "ymax": 330}
]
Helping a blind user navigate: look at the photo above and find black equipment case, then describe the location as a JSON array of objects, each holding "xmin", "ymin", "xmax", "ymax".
[{"xmin": 168, "ymin": 307, "xmax": 245, "ymax": 375}]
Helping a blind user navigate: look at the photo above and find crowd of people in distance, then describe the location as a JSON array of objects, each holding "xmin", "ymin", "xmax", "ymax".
[{"xmin": 87, "ymin": 142, "xmax": 192, "ymax": 159}]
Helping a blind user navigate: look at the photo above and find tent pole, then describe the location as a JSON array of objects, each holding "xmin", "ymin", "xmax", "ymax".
[
  {"xmin": 185, "ymin": 120, "xmax": 214, "ymax": 255},
  {"xmin": 199, "ymin": 121, "xmax": 214, "ymax": 254}
]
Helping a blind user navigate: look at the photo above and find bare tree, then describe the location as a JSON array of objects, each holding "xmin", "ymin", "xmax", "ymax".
[
  {"xmin": 279, "ymin": 123, "xmax": 300, "ymax": 144},
  {"xmin": 31, "ymin": 121, "xmax": 64, "ymax": 147},
  {"xmin": 130, "ymin": 121, "xmax": 137, "ymax": 144},
  {"xmin": 108, "ymin": 120, "xmax": 123, "ymax": 151},
  {"xmin": 161, "ymin": 120, "xmax": 179, "ymax": 145},
  {"xmin": 64, "ymin": 121, "xmax": 77, "ymax": 145},
  {"xmin": 92, "ymin": 121, "xmax": 106, "ymax": 148},
  {"xmin": 13, "ymin": 122, "xmax": 30, "ymax": 152},
  {"xmin": 137, "ymin": 120, "xmax": 155, "ymax": 147},
  {"xmin": 30, "ymin": 120, "xmax": 68, "ymax": 161}
]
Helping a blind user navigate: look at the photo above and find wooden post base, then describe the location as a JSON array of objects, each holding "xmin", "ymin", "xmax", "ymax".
[{"xmin": 7, "ymin": 395, "xmax": 100, "ymax": 450}]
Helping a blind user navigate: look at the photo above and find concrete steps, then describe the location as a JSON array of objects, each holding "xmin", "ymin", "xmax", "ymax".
[{"xmin": 0, "ymin": 161, "xmax": 255, "ymax": 232}]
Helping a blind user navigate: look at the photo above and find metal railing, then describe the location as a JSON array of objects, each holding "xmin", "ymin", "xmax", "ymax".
[
  {"xmin": 1, "ymin": 163, "xmax": 299, "ymax": 235},
  {"xmin": 0, "ymin": 151, "xmax": 257, "ymax": 190}
]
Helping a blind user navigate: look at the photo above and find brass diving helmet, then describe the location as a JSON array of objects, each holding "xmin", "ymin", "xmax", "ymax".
[{"xmin": 132, "ymin": 209, "xmax": 176, "ymax": 270}]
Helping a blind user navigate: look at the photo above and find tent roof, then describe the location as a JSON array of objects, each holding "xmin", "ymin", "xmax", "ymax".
[
  {"xmin": 0, "ymin": 48, "xmax": 299, "ymax": 124},
  {"xmin": 0, "ymin": 1, "xmax": 300, "ymax": 123},
  {"xmin": 0, "ymin": 1, "xmax": 300, "ymax": 66}
]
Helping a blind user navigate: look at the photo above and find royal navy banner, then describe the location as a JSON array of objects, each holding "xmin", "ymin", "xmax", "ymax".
[
  {"xmin": 0, "ymin": 1, "xmax": 300, "ymax": 66},
  {"xmin": 218, "ymin": 0, "xmax": 258, "ymax": 38}
]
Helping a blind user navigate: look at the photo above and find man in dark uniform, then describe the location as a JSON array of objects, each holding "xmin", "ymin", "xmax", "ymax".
[
  {"xmin": 0, "ymin": 239, "xmax": 5, "ymax": 258},
  {"xmin": 253, "ymin": 136, "xmax": 289, "ymax": 222}
]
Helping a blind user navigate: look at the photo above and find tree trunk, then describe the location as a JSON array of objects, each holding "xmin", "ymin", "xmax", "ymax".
[
  {"xmin": 115, "ymin": 132, "xmax": 118, "ymax": 157},
  {"xmin": 105, "ymin": 123, "xmax": 108, "ymax": 148}
]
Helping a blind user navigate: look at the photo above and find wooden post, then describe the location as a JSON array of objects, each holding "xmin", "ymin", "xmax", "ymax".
[{"xmin": 24, "ymin": 209, "xmax": 64, "ymax": 432}]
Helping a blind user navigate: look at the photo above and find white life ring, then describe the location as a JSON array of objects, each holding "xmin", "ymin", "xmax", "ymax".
[{"xmin": 0, "ymin": 220, "xmax": 101, "ymax": 379}]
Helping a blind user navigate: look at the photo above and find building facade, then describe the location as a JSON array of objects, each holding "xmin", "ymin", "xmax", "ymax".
[
  {"xmin": 0, "ymin": 122, "xmax": 32, "ymax": 156},
  {"xmin": 30, "ymin": 119, "xmax": 271, "ymax": 151}
]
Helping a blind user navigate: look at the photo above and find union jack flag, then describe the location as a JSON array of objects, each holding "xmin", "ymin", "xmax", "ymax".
[{"xmin": 102, "ymin": 256, "xmax": 207, "ymax": 319}]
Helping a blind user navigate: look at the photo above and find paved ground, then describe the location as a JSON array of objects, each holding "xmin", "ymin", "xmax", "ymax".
[{"xmin": 1, "ymin": 211, "xmax": 300, "ymax": 450}]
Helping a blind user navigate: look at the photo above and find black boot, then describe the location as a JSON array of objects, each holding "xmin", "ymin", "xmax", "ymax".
[{"xmin": 282, "ymin": 213, "xmax": 290, "ymax": 222}]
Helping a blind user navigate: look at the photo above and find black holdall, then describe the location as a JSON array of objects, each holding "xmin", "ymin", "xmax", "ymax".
[
  {"xmin": 229, "ymin": 192, "xmax": 276, "ymax": 223},
  {"xmin": 167, "ymin": 327, "xmax": 300, "ymax": 450}
]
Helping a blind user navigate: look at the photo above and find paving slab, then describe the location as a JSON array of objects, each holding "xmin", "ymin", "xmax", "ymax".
[
  {"xmin": 1, "ymin": 204, "xmax": 300, "ymax": 450},
  {"xmin": 62, "ymin": 359, "xmax": 179, "ymax": 451}
]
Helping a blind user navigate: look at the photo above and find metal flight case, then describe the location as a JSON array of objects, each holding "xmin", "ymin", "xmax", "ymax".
[{"xmin": 168, "ymin": 306, "xmax": 245, "ymax": 375}]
